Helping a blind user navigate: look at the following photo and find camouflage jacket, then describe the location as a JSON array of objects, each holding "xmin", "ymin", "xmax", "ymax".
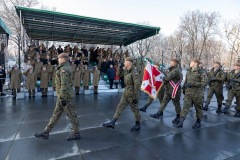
[
  {"xmin": 207, "ymin": 68, "xmax": 226, "ymax": 87},
  {"xmin": 123, "ymin": 65, "xmax": 140, "ymax": 99},
  {"xmin": 163, "ymin": 66, "xmax": 182, "ymax": 94},
  {"xmin": 55, "ymin": 62, "xmax": 74, "ymax": 99},
  {"xmin": 184, "ymin": 67, "xmax": 207, "ymax": 95},
  {"xmin": 227, "ymin": 70, "xmax": 240, "ymax": 91}
]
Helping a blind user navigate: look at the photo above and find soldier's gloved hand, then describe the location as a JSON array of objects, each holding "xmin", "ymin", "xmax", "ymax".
[
  {"xmin": 60, "ymin": 99, "xmax": 67, "ymax": 106},
  {"xmin": 133, "ymin": 99, "xmax": 138, "ymax": 105}
]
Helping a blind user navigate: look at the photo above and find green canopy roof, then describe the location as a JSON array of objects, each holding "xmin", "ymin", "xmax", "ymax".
[
  {"xmin": 15, "ymin": 6, "xmax": 160, "ymax": 46},
  {"xmin": 0, "ymin": 18, "xmax": 11, "ymax": 35}
]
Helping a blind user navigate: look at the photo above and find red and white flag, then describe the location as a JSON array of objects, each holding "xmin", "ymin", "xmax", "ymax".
[{"xmin": 141, "ymin": 63, "xmax": 164, "ymax": 100}]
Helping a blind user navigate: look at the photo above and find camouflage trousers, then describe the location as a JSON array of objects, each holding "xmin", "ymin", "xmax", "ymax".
[
  {"xmin": 113, "ymin": 94, "xmax": 141, "ymax": 121},
  {"xmin": 144, "ymin": 91, "xmax": 164, "ymax": 107},
  {"xmin": 158, "ymin": 92, "xmax": 181, "ymax": 114},
  {"xmin": 181, "ymin": 92, "xmax": 203, "ymax": 119},
  {"xmin": 206, "ymin": 87, "xmax": 224, "ymax": 106},
  {"xmin": 45, "ymin": 98, "xmax": 80, "ymax": 134},
  {"xmin": 225, "ymin": 90, "xmax": 240, "ymax": 110}
]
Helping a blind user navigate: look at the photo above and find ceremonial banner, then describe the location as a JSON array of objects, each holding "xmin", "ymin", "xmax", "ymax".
[{"xmin": 141, "ymin": 63, "xmax": 164, "ymax": 100}]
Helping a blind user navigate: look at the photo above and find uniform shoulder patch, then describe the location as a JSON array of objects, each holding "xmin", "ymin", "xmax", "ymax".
[{"xmin": 61, "ymin": 69, "xmax": 66, "ymax": 73}]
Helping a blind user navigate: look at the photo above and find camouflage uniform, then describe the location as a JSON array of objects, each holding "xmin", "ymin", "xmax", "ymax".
[
  {"xmin": 45, "ymin": 61, "xmax": 79, "ymax": 134},
  {"xmin": 113, "ymin": 66, "xmax": 141, "ymax": 121},
  {"xmin": 204, "ymin": 67, "xmax": 226, "ymax": 111},
  {"xmin": 158, "ymin": 66, "xmax": 182, "ymax": 114},
  {"xmin": 181, "ymin": 67, "xmax": 207, "ymax": 119},
  {"xmin": 222, "ymin": 69, "xmax": 240, "ymax": 116}
]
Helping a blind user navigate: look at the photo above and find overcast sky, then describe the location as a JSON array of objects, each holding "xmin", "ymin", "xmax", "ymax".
[{"xmin": 37, "ymin": 0, "xmax": 240, "ymax": 35}]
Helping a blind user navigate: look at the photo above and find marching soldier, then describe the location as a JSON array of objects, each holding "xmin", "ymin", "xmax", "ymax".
[
  {"xmin": 8, "ymin": 65, "xmax": 22, "ymax": 99},
  {"xmin": 150, "ymin": 58, "xmax": 182, "ymax": 125},
  {"xmin": 52, "ymin": 65, "xmax": 58, "ymax": 91},
  {"xmin": 103, "ymin": 57, "xmax": 141, "ymax": 131},
  {"xmin": 174, "ymin": 58, "xmax": 207, "ymax": 129},
  {"xmin": 202, "ymin": 62, "xmax": 226, "ymax": 113},
  {"xmin": 222, "ymin": 63, "xmax": 240, "ymax": 117},
  {"xmin": 34, "ymin": 53, "xmax": 80, "ymax": 141},
  {"xmin": 23, "ymin": 68, "xmax": 37, "ymax": 98}
]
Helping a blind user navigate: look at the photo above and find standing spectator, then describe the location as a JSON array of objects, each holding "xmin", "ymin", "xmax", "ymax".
[
  {"xmin": 100, "ymin": 59, "xmax": 108, "ymax": 75},
  {"xmin": 83, "ymin": 58, "xmax": 89, "ymax": 66},
  {"xmin": 97, "ymin": 53, "xmax": 104, "ymax": 70},
  {"xmin": 46, "ymin": 61, "xmax": 53, "ymax": 80},
  {"xmin": 23, "ymin": 68, "xmax": 37, "ymax": 98},
  {"xmin": 34, "ymin": 57, "xmax": 43, "ymax": 80},
  {"xmin": 23, "ymin": 59, "xmax": 33, "ymax": 72},
  {"xmin": 107, "ymin": 64, "xmax": 115, "ymax": 89},
  {"xmin": 81, "ymin": 46, "xmax": 88, "ymax": 60},
  {"xmin": 82, "ymin": 65, "xmax": 91, "ymax": 90},
  {"xmin": 92, "ymin": 66, "xmax": 100, "ymax": 94},
  {"xmin": 0, "ymin": 65, "xmax": 6, "ymax": 96},
  {"xmin": 39, "ymin": 66, "xmax": 49, "ymax": 97},
  {"xmin": 118, "ymin": 63, "xmax": 125, "ymax": 88},
  {"xmin": 43, "ymin": 55, "xmax": 51, "ymax": 65},
  {"xmin": 52, "ymin": 65, "xmax": 58, "ymax": 91},
  {"xmin": 73, "ymin": 67, "xmax": 82, "ymax": 95},
  {"xmin": 114, "ymin": 64, "xmax": 120, "ymax": 89},
  {"xmin": 57, "ymin": 45, "xmax": 63, "ymax": 54},
  {"xmin": 74, "ymin": 56, "xmax": 81, "ymax": 67},
  {"xmin": 70, "ymin": 61, "xmax": 76, "ymax": 72},
  {"xmin": 8, "ymin": 65, "xmax": 22, "ymax": 99},
  {"xmin": 107, "ymin": 57, "xmax": 115, "ymax": 68}
]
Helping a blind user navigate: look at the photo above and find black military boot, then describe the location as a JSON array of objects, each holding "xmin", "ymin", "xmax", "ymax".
[
  {"xmin": 149, "ymin": 111, "xmax": 163, "ymax": 120},
  {"xmin": 192, "ymin": 119, "xmax": 201, "ymax": 129},
  {"xmin": 234, "ymin": 110, "xmax": 240, "ymax": 117},
  {"xmin": 172, "ymin": 114, "xmax": 180, "ymax": 124},
  {"xmin": 66, "ymin": 132, "xmax": 81, "ymax": 141},
  {"xmin": 139, "ymin": 105, "xmax": 148, "ymax": 112},
  {"xmin": 173, "ymin": 117, "xmax": 185, "ymax": 128},
  {"xmin": 130, "ymin": 121, "xmax": 141, "ymax": 131},
  {"xmin": 222, "ymin": 106, "xmax": 230, "ymax": 114},
  {"xmin": 216, "ymin": 105, "xmax": 222, "ymax": 113},
  {"xmin": 202, "ymin": 103, "xmax": 209, "ymax": 111},
  {"xmin": 103, "ymin": 118, "xmax": 117, "ymax": 129},
  {"xmin": 34, "ymin": 131, "xmax": 49, "ymax": 139}
]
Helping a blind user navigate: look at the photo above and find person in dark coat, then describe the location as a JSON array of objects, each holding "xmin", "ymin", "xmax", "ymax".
[
  {"xmin": 81, "ymin": 46, "xmax": 88, "ymax": 59},
  {"xmin": 0, "ymin": 65, "xmax": 6, "ymax": 96},
  {"xmin": 107, "ymin": 57, "xmax": 115, "ymax": 68},
  {"xmin": 107, "ymin": 64, "xmax": 115, "ymax": 89},
  {"xmin": 101, "ymin": 59, "xmax": 108, "ymax": 75}
]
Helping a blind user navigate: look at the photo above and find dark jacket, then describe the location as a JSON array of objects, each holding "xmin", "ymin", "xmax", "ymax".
[
  {"xmin": 107, "ymin": 60, "xmax": 114, "ymax": 68},
  {"xmin": 0, "ymin": 68, "xmax": 6, "ymax": 84},
  {"xmin": 107, "ymin": 68, "xmax": 115, "ymax": 80},
  {"xmin": 101, "ymin": 62, "xmax": 108, "ymax": 74}
]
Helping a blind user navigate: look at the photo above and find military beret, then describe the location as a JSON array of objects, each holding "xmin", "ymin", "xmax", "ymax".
[
  {"xmin": 58, "ymin": 53, "xmax": 69, "ymax": 58},
  {"xmin": 125, "ymin": 57, "xmax": 134, "ymax": 62},
  {"xmin": 234, "ymin": 63, "xmax": 240, "ymax": 67},
  {"xmin": 171, "ymin": 58, "xmax": 179, "ymax": 63},
  {"xmin": 214, "ymin": 62, "xmax": 221, "ymax": 66},
  {"xmin": 191, "ymin": 58, "xmax": 200, "ymax": 64}
]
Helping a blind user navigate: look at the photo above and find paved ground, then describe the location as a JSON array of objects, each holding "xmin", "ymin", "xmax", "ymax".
[{"xmin": 1, "ymin": 89, "xmax": 240, "ymax": 160}]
